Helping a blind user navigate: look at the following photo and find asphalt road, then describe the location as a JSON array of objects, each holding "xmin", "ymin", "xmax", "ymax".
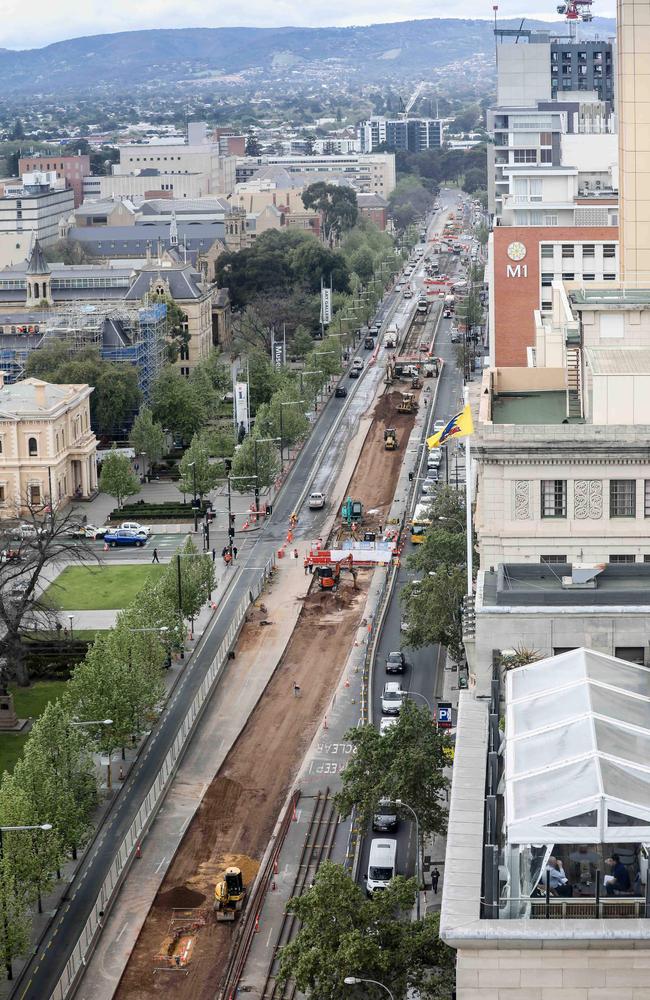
[
  {"xmin": 13, "ymin": 248, "xmax": 416, "ymax": 1000},
  {"xmin": 358, "ymin": 189, "xmax": 468, "ymax": 889}
]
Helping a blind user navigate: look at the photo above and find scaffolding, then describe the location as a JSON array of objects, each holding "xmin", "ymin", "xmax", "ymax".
[{"xmin": 38, "ymin": 301, "xmax": 167, "ymax": 402}]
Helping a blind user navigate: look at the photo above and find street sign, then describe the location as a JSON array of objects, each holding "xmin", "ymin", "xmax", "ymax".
[{"xmin": 437, "ymin": 703, "xmax": 453, "ymax": 729}]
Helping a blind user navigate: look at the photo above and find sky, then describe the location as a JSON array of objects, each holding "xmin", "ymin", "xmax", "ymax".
[{"xmin": 0, "ymin": 0, "xmax": 616, "ymax": 50}]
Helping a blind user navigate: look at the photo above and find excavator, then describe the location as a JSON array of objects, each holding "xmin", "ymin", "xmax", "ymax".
[
  {"xmin": 398, "ymin": 392, "xmax": 418, "ymax": 414},
  {"xmin": 384, "ymin": 428, "xmax": 398, "ymax": 451},
  {"xmin": 214, "ymin": 867, "xmax": 246, "ymax": 921}
]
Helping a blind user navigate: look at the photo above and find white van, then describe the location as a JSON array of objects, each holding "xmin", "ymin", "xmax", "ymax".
[{"xmin": 366, "ymin": 838, "xmax": 397, "ymax": 895}]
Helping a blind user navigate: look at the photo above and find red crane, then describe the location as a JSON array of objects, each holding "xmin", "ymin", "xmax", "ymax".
[{"xmin": 556, "ymin": 0, "xmax": 594, "ymax": 23}]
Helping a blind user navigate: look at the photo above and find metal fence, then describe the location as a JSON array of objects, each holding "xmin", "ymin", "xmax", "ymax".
[{"xmin": 49, "ymin": 553, "xmax": 275, "ymax": 1000}]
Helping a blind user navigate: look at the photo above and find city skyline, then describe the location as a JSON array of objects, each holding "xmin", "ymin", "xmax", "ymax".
[{"xmin": 0, "ymin": 0, "xmax": 615, "ymax": 50}]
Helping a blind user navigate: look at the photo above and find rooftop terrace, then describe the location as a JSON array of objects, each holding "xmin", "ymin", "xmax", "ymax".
[{"xmin": 491, "ymin": 390, "xmax": 568, "ymax": 424}]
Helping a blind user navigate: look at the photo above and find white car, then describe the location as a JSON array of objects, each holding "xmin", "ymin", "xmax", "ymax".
[
  {"xmin": 421, "ymin": 478, "xmax": 439, "ymax": 495},
  {"xmin": 381, "ymin": 681, "xmax": 404, "ymax": 716},
  {"xmin": 433, "ymin": 419, "xmax": 446, "ymax": 434},
  {"xmin": 120, "ymin": 521, "xmax": 151, "ymax": 537},
  {"xmin": 380, "ymin": 717, "xmax": 399, "ymax": 736},
  {"xmin": 427, "ymin": 448, "xmax": 442, "ymax": 468},
  {"xmin": 308, "ymin": 492, "xmax": 326, "ymax": 510}
]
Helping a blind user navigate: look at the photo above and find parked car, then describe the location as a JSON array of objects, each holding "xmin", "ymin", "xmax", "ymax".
[
  {"xmin": 8, "ymin": 581, "xmax": 30, "ymax": 600},
  {"xmin": 373, "ymin": 799, "xmax": 399, "ymax": 832},
  {"xmin": 386, "ymin": 651, "xmax": 406, "ymax": 674},
  {"xmin": 427, "ymin": 448, "xmax": 442, "ymax": 468},
  {"xmin": 0, "ymin": 549, "xmax": 21, "ymax": 563},
  {"xmin": 14, "ymin": 523, "xmax": 45, "ymax": 540},
  {"xmin": 104, "ymin": 528, "xmax": 148, "ymax": 547},
  {"xmin": 334, "ymin": 384, "xmax": 347, "ymax": 398},
  {"xmin": 84, "ymin": 524, "xmax": 109, "ymax": 539},
  {"xmin": 381, "ymin": 681, "xmax": 404, "ymax": 715},
  {"xmin": 400, "ymin": 616, "xmax": 410, "ymax": 633},
  {"xmin": 120, "ymin": 521, "xmax": 151, "ymax": 537}
]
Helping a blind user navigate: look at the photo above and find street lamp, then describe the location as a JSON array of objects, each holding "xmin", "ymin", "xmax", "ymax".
[
  {"xmin": 70, "ymin": 719, "xmax": 113, "ymax": 727},
  {"xmin": 0, "ymin": 823, "xmax": 53, "ymax": 974},
  {"xmin": 188, "ymin": 461, "xmax": 198, "ymax": 532},
  {"xmin": 68, "ymin": 614, "xmax": 74, "ymax": 640},
  {"xmin": 408, "ymin": 690, "xmax": 432, "ymax": 713},
  {"xmin": 395, "ymin": 798, "xmax": 422, "ymax": 919},
  {"xmin": 253, "ymin": 437, "xmax": 281, "ymax": 517},
  {"xmin": 343, "ymin": 977, "xmax": 394, "ymax": 999},
  {"xmin": 279, "ymin": 400, "xmax": 305, "ymax": 474}
]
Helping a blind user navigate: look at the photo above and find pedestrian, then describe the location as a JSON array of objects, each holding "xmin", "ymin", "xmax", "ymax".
[
  {"xmin": 304, "ymin": 556, "xmax": 310, "ymax": 575},
  {"xmin": 232, "ymin": 545, "xmax": 238, "ymax": 560},
  {"xmin": 293, "ymin": 682, "xmax": 301, "ymax": 697},
  {"xmin": 151, "ymin": 548, "xmax": 159, "ymax": 564},
  {"xmin": 431, "ymin": 867, "xmax": 440, "ymax": 893},
  {"xmin": 212, "ymin": 548, "xmax": 216, "ymax": 562},
  {"xmin": 224, "ymin": 550, "xmax": 232, "ymax": 568}
]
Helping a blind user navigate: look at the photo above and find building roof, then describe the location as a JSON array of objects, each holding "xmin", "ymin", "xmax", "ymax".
[
  {"xmin": 75, "ymin": 199, "xmax": 136, "ymax": 218},
  {"xmin": 586, "ymin": 346, "xmax": 650, "ymax": 375},
  {"xmin": 123, "ymin": 263, "xmax": 205, "ymax": 302},
  {"xmin": 65, "ymin": 224, "xmax": 224, "ymax": 258},
  {"xmin": 25, "ymin": 240, "xmax": 51, "ymax": 276},
  {"xmin": 505, "ymin": 648, "xmax": 650, "ymax": 844},
  {"xmin": 138, "ymin": 198, "xmax": 231, "ymax": 215},
  {"xmin": 482, "ymin": 562, "xmax": 650, "ymax": 608},
  {"xmin": 357, "ymin": 193, "xmax": 389, "ymax": 208},
  {"xmin": 0, "ymin": 377, "xmax": 91, "ymax": 418}
]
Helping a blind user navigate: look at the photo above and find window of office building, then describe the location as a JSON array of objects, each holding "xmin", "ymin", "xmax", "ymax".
[
  {"xmin": 541, "ymin": 273, "xmax": 553, "ymax": 286},
  {"xmin": 541, "ymin": 479, "xmax": 567, "ymax": 518},
  {"xmin": 582, "ymin": 244, "xmax": 595, "ymax": 257},
  {"xmin": 610, "ymin": 554, "xmax": 636, "ymax": 564},
  {"xmin": 615, "ymin": 646, "xmax": 645, "ymax": 665},
  {"xmin": 540, "ymin": 554, "xmax": 567, "ymax": 563},
  {"xmin": 540, "ymin": 149, "xmax": 552, "ymax": 163},
  {"xmin": 643, "ymin": 480, "xmax": 650, "ymax": 516},
  {"xmin": 562, "ymin": 244, "xmax": 574, "ymax": 258},
  {"xmin": 544, "ymin": 215, "xmax": 559, "ymax": 225},
  {"xmin": 541, "ymin": 244, "xmax": 554, "ymax": 258},
  {"xmin": 603, "ymin": 244, "xmax": 616, "ymax": 257},
  {"xmin": 583, "ymin": 273, "xmax": 595, "ymax": 281},
  {"xmin": 562, "ymin": 273, "xmax": 575, "ymax": 281},
  {"xmin": 610, "ymin": 480, "xmax": 636, "ymax": 517},
  {"xmin": 540, "ymin": 132, "xmax": 553, "ymax": 146}
]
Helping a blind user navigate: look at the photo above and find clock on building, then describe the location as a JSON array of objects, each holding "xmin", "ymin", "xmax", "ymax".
[{"xmin": 507, "ymin": 241, "xmax": 527, "ymax": 262}]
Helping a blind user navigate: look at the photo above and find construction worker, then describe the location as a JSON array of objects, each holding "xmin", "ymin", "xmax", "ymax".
[
  {"xmin": 290, "ymin": 511, "xmax": 298, "ymax": 529},
  {"xmin": 304, "ymin": 556, "xmax": 310, "ymax": 575},
  {"xmin": 223, "ymin": 548, "xmax": 232, "ymax": 568}
]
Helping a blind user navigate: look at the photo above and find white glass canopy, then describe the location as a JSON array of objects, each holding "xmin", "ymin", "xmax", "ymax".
[{"xmin": 505, "ymin": 648, "xmax": 650, "ymax": 844}]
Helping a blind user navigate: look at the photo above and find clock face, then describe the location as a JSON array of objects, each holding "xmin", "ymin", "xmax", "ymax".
[{"xmin": 507, "ymin": 241, "xmax": 527, "ymax": 262}]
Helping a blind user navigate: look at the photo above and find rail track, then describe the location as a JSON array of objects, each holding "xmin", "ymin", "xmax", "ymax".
[{"xmin": 260, "ymin": 788, "xmax": 339, "ymax": 1000}]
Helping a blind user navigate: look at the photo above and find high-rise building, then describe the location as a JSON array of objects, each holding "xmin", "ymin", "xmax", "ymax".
[{"xmin": 358, "ymin": 116, "xmax": 443, "ymax": 153}]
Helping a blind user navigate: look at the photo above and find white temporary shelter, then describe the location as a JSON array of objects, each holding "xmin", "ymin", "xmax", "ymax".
[{"xmin": 505, "ymin": 648, "xmax": 650, "ymax": 846}]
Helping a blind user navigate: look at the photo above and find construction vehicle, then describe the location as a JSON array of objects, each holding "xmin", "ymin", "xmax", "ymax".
[
  {"xmin": 384, "ymin": 427, "xmax": 398, "ymax": 451},
  {"xmin": 341, "ymin": 497, "xmax": 363, "ymax": 525},
  {"xmin": 316, "ymin": 563, "xmax": 341, "ymax": 590},
  {"xmin": 411, "ymin": 374, "xmax": 423, "ymax": 390},
  {"xmin": 398, "ymin": 392, "xmax": 418, "ymax": 414},
  {"xmin": 214, "ymin": 867, "xmax": 246, "ymax": 921}
]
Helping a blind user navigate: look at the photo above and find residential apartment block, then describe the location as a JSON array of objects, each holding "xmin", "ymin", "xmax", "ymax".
[{"xmin": 358, "ymin": 116, "xmax": 443, "ymax": 153}]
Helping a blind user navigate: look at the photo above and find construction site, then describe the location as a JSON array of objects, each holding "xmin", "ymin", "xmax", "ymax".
[{"xmin": 111, "ymin": 293, "xmax": 431, "ymax": 1000}]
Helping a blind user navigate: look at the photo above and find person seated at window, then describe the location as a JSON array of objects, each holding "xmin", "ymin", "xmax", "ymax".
[
  {"xmin": 605, "ymin": 854, "xmax": 631, "ymax": 895},
  {"xmin": 545, "ymin": 856, "xmax": 573, "ymax": 897}
]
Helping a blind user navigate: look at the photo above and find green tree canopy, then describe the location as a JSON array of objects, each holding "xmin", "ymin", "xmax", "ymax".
[
  {"xmin": 302, "ymin": 182, "xmax": 359, "ymax": 243},
  {"xmin": 335, "ymin": 701, "xmax": 449, "ymax": 839},
  {"xmin": 151, "ymin": 366, "xmax": 206, "ymax": 443},
  {"xmin": 277, "ymin": 862, "xmax": 454, "ymax": 1000},
  {"xmin": 230, "ymin": 435, "xmax": 280, "ymax": 491},
  {"xmin": 130, "ymin": 406, "xmax": 166, "ymax": 470},
  {"xmin": 98, "ymin": 445, "xmax": 140, "ymax": 508},
  {"xmin": 178, "ymin": 434, "xmax": 220, "ymax": 499}
]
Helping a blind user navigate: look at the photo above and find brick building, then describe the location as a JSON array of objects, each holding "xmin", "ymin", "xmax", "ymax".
[{"xmin": 19, "ymin": 154, "xmax": 90, "ymax": 208}]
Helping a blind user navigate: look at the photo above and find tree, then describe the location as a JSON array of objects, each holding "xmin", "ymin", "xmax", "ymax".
[
  {"xmin": 257, "ymin": 388, "xmax": 310, "ymax": 448},
  {"xmin": 230, "ymin": 435, "xmax": 280, "ymax": 491},
  {"xmin": 462, "ymin": 167, "xmax": 486, "ymax": 195},
  {"xmin": 130, "ymin": 406, "xmax": 166, "ymax": 475},
  {"xmin": 350, "ymin": 247, "xmax": 375, "ymax": 285},
  {"xmin": 42, "ymin": 239, "xmax": 93, "ymax": 265},
  {"xmin": 98, "ymin": 446, "xmax": 140, "ymax": 508},
  {"xmin": 245, "ymin": 132, "xmax": 262, "ymax": 156},
  {"xmin": 22, "ymin": 700, "xmax": 96, "ymax": 860},
  {"xmin": 10, "ymin": 119, "xmax": 24, "ymax": 141},
  {"xmin": 335, "ymin": 701, "xmax": 449, "ymax": 839},
  {"xmin": 188, "ymin": 365, "xmax": 217, "ymax": 419},
  {"xmin": 291, "ymin": 325, "xmax": 314, "ymax": 359},
  {"xmin": 160, "ymin": 538, "xmax": 214, "ymax": 624},
  {"xmin": 149, "ymin": 293, "xmax": 189, "ymax": 364},
  {"xmin": 409, "ymin": 486, "xmax": 468, "ymax": 575},
  {"xmin": 197, "ymin": 351, "xmax": 231, "ymax": 396},
  {"xmin": 276, "ymin": 862, "xmax": 454, "ymax": 1000},
  {"xmin": 178, "ymin": 434, "xmax": 220, "ymax": 499},
  {"xmin": 0, "ymin": 505, "xmax": 97, "ymax": 687},
  {"xmin": 400, "ymin": 566, "xmax": 466, "ymax": 664},
  {"xmin": 302, "ymin": 182, "xmax": 359, "ymax": 243},
  {"xmin": 151, "ymin": 366, "xmax": 206, "ymax": 443}
]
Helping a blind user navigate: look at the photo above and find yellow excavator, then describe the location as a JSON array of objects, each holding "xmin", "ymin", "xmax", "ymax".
[
  {"xmin": 397, "ymin": 392, "xmax": 418, "ymax": 414},
  {"xmin": 214, "ymin": 866, "xmax": 246, "ymax": 921},
  {"xmin": 384, "ymin": 428, "xmax": 397, "ymax": 451}
]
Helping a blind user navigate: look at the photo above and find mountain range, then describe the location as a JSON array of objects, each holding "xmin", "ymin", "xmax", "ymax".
[{"xmin": 0, "ymin": 17, "xmax": 616, "ymax": 94}]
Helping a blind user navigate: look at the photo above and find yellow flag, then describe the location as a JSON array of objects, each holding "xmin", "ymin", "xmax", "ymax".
[{"xmin": 427, "ymin": 404, "xmax": 474, "ymax": 449}]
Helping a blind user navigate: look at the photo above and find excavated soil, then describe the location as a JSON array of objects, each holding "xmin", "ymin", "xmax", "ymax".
[
  {"xmin": 343, "ymin": 389, "xmax": 418, "ymax": 529},
  {"xmin": 115, "ymin": 582, "xmax": 368, "ymax": 1000}
]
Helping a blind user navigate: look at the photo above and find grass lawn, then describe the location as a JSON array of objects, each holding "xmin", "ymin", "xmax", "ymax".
[
  {"xmin": 44, "ymin": 565, "xmax": 166, "ymax": 611},
  {"xmin": 0, "ymin": 680, "xmax": 69, "ymax": 775}
]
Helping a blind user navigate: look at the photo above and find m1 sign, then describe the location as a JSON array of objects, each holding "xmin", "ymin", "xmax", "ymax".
[{"xmin": 506, "ymin": 263, "xmax": 528, "ymax": 278}]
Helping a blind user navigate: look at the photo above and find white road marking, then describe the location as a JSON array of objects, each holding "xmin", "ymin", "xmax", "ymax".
[
  {"xmin": 116, "ymin": 922, "xmax": 129, "ymax": 943},
  {"xmin": 155, "ymin": 857, "xmax": 167, "ymax": 874}
]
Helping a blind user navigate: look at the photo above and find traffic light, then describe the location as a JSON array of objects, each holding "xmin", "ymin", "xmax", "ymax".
[
  {"xmin": 229, "ymin": 513, "xmax": 236, "ymax": 539},
  {"xmin": 265, "ymin": 505, "xmax": 272, "ymax": 517}
]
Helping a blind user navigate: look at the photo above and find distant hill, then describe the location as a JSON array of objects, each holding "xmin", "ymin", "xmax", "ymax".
[{"xmin": 0, "ymin": 17, "xmax": 616, "ymax": 94}]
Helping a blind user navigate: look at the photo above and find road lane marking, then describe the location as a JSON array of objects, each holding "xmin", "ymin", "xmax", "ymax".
[
  {"xmin": 116, "ymin": 922, "xmax": 129, "ymax": 942},
  {"xmin": 155, "ymin": 857, "xmax": 167, "ymax": 874}
]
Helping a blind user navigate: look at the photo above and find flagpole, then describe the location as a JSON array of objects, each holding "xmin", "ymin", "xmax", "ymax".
[{"xmin": 464, "ymin": 386, "xmax": 473, "ymax": 595}]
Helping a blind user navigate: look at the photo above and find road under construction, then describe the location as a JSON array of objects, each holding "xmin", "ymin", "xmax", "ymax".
[{"xmin": 68, "ymin": 191, "xmax": 467, "ymax": 1000}]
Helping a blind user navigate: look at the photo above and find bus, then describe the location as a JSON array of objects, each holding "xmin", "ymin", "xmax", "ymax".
[{"xmin": 411, "ymin": 501, "xmax": 432, "ymax": 544}]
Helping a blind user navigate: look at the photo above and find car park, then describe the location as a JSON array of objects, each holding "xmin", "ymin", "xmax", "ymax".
[
  {"xmin": 334, "ymin": 384, "xmax": 347, "ymax": 398},
  {"xmin": 104, "ymin": 528, "xmax": 148, "ymax": 547},
  {"xmin": 381, "ymin": 681, "xmax": 404, "ymax": 715}
]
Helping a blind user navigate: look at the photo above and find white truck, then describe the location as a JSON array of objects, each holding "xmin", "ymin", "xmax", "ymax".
[{"xmin": 384, "ymin": 324, "xmax": 398, "ymax": 349}]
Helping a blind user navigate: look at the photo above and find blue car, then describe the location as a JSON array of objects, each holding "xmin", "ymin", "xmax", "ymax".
[{"xmin": 104, "ymin": 528, "xmax": 148, "ymax": 547}]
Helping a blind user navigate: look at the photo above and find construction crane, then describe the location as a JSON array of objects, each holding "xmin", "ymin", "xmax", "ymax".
[
  {"xmin": 399, "ymin": 80, "xmax": 427, "ymax": 120},
  {"xmin": 555, "ymin": 0, "xmax": 594, "ymax": 39}
]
